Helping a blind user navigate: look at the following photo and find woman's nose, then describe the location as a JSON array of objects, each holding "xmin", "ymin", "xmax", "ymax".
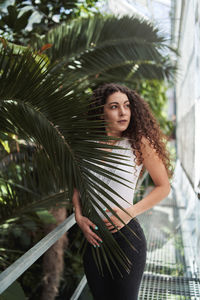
[{"xmin": 119, "ymin": 107, "xmax": 125, "ymax": 115}]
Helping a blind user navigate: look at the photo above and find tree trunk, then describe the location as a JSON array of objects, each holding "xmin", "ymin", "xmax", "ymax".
[{"xmin": 41, "ymin": 207, "xmax": 68, "ymax": 300}]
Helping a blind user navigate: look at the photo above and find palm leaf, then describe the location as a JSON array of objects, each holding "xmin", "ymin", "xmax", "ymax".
[
  {"xmin": 0, "ymin": 48, "xmax": 143, "ymax": 275},
  {"xmin": 31, "ymin": 15, "xmax": 176, "ymax": 87},
  {"xmin": 0, "ymin": 10, "xmax": 177, "ymax": 273},
  {"xmin": 33, "ymin": 15, "xmax": 167, "ymax": 63}
]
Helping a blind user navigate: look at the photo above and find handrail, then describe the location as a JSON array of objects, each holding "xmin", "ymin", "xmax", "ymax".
[
  {"xmin": 70, "ymin": 275, "xmax": 87, "ymax": 300},
  {"xmin": 0, "ymin": 172, "xmax": 148, "ymax": 297},
  {"xmin": 0, "ymin": 213, "xmax": 76, "ymax": 294}
]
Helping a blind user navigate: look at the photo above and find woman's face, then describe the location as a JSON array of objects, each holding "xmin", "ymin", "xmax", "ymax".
[{"xmin": 103, "ymin": 92, "xmax": 131, "ymax": 137}]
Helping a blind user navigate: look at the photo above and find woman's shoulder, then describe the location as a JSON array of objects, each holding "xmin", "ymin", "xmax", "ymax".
[{"xmin": 123, "ymin": 136, "xmax": 151, "ymax": 149}]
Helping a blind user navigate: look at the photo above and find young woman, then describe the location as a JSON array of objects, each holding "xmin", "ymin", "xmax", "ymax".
[{"xmin": 72, "ymin": 83, "xmax": 172, "ymax": 300}]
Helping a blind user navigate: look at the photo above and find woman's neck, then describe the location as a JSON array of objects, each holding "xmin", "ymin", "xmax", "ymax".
[{"xmin": 104, "ymin": 134, "xmax": 123, "ymax": 145}]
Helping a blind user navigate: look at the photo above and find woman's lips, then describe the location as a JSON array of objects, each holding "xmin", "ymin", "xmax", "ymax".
[{"xmin": 117, "ymin": 120, "xmax": 127, "ymax": 123}]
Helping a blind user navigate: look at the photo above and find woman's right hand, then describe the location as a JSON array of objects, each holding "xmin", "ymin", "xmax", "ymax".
[{"xmin": 76, "ymin": 215, "xmax": 103, "ymax": 247}]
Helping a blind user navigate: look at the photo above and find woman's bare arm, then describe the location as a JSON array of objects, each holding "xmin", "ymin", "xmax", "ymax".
[
  {"xmin": 72, "ymin": 188, "xmax": 82, "ymax": 220},
  {"xmin": 72, "ymin": 188, "xmax": 103, "ymax": 246},
  {"xmin": 128, "ymin": 137, "xmax": 171, "ymax": 217}
]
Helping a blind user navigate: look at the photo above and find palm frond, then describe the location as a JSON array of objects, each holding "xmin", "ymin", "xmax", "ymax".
[
  {"xmin": 31, "ymin": 15, "xmax": 176, "ymax": 85},
  {"xmin": 33, "ymin": 15, "xmax": 167, "ymax": 63},
  {"xmin": 0, "ymin": 47, "xmax": 139, "ymax": 273},
  {"xmin": 0, "ymin": 13, "xmax": 176, "ymax": 274}
]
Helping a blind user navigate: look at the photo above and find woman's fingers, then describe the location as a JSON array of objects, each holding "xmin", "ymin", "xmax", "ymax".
[
  {"xmin": 104, "ymin": 219, "xmax": 110, "ymax": 224},
  {"xmin": 106, "ymin": 222, "xmax": 125, "ymax": 232},
  {"xmin": 88, "ymin": 233, "xmax": 102, "ymax": 247},
  {"xmin": 104, "ymin": 218, "xmax": 125, "ymax": 228},
  {"xmin": 105, "ymin": 220, "xmax": 118, "ymax": 229},
  {"xmin": 110, "ymin": 229, "xmax": 118, "ymax": 233},
  {"xmin": 78, "ymin": 216, "xmax": 103, "ymax": 247},
  {"xmin": 91, "ymin": 231, "xmax": 102, "ymax": 242},
  {"xmin": 90, "ymin": 237, "xmax": 100, "ymax": 247},
  {"xmin": 106, "ymin": 223, "xmax": 120, "ymax": 232},
  {"xmin": 87, "ymin": 221, "xmax": 103, "ymax": 242},
  {"xmin": 86, "ymin": 223, "xmax": 103, "ymax": 246},
  {"xmin": 105, "ymin": 208, "xmax": 118, "ymax": 213},
  {"xmin": 107, "ymin": 223, "xmax": 115, "ymax": 229},
  {"xmin": 87, "ymin": 219, "xmax": 98, "ymax": 230},
  {"xmin": 104, "ymin": 217, "xmax": 115, "ymax": 226}
]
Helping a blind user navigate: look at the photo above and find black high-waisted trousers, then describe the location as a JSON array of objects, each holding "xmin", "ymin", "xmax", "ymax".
[{"xmin": 83, "ymin": 218, "xmax": 147, "ymax": 300}]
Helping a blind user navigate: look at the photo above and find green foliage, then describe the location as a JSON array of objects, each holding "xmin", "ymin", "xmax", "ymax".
[
  {"xmin": 0, "ymin": 213, "xmax": 54, "ymax": 266},
  {"xmin": 32, "ymin": 15, "xmax": 176, "ymax": 87},
  {"xmin": 0, "ymin": 15, "xmax": 176, "ymax": 223},
  {"xmin": 36, "ymin": 210, "xmax": 56, "ymax": 224},
  {"xmin": 0, "ymin": 46, "xmax": 141, "ymax": 280},
  {"xmin": 136, "ymin": 79, "xmax": 174, "ymax": 136},
  {"xmin": 0, "ymin": 211, "xmax": 53, "ymax": 298},
  {"xmin": 0, "ymin": 281, "xmax": 26, "ymax": 300},
  {"xmin": 1, "ymin": 5, "xmax": 32, "ymax": 31},
  {"xmin": 0, "ymin": 11, "xmax": 177, "ymax": 297},
  {"xmin": 0, "ymin": 0, "xmax": 102, "ymax": 43}
]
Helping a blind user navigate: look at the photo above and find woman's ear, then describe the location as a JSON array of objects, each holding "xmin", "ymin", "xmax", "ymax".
[{"xmin": 100, "ymin": 114, "xmax": 104, "ymax": 119}]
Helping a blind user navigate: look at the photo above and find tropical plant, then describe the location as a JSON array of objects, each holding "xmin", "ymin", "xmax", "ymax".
[
  {"xmin": 136, "ymin": 79, "xmax": 174, "ymax": 136},
  {"xmin": 0, "ymin": 13, "xmax": 176, "ymax": 297},
  {"xmin": 32, "ymin": 15, "xmax": 176, "ymax": 86},
  {"xmin": 0, "ymin": 0, "xmax": 101, "ymax": 43}
]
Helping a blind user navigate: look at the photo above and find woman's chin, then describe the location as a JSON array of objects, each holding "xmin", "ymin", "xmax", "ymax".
[{"xmin": 117, "ymin": 124, "xmax": 129, "ymax": 131}]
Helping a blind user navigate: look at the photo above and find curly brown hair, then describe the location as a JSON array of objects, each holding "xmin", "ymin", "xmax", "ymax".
[{"xmin": 89, "ymin": 83, "xmax": 173, "ymax": 179}]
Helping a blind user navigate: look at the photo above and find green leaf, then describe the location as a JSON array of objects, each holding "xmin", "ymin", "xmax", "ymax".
[
  {"xmin": 15, "ymin": 10, "xmax": 32, "ymax": 32},
  {"xmin": 0, "ymin": 281, "xmax": 26, "ymax": 300},
  {"xmin": 36, "ymin": 210, "xmax": 56, "ymax": 224},
  {"xmin": 0, "ymin": 13, "xmax": 176, "ymax": 276},
  {"xmin": 2, "ymin": 5, "xmax": 18, "ymax": 29},
  {"xmin": 32, "ymin": 15, "xmax": 176, "ymax": 85}
]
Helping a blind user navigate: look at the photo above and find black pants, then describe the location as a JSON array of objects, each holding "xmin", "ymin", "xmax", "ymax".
[{"xmin": 83, "ymin": 218, "xmax": 147, "ymax": 300}]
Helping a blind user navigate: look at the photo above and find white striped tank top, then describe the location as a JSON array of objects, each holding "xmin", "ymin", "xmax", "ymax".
[{"xmin": 88, "ymin": 137, "xmax": 143, "ymax": 219}]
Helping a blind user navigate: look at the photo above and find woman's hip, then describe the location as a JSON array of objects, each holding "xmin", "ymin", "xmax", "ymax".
[{"xmin": 83, "ymin": 217, "xmax": 146, "ymax": 276}]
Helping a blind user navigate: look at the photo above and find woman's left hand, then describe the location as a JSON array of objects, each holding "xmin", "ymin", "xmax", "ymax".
[{"xmin": 103, "ymin": 207, "xmax": 133, "ymax": 233}]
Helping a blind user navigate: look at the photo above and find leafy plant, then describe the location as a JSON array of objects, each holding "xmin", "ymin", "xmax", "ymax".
[
  {"xmin": 0, "ymin": 0, "xmax": 102, "ymax": 43},
  {"xmin": 0, "ymin": 13, "xmax": 176, "ymax": 289}
]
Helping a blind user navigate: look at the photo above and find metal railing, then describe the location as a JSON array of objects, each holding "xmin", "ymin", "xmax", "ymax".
[
  {"xmin": 0, "ymin": 172, "xmax": 148, "ymax": 299},
  {"xmin": 0, "ymin": 214, "xmax": 76, "ymax": 295}
]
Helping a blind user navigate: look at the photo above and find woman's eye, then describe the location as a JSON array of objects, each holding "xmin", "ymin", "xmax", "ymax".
[{"xmin": 110, "ymin": 103, "xmax": 130, "ymax": 109}]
